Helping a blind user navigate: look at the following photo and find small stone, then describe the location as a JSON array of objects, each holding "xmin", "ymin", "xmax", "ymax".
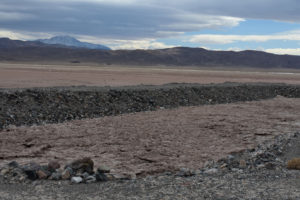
[
  {"xmin": 11, "ymin": 167, "xmax": 23, "ymax": 177},
  {"xmin": 23, "ymin": 162, "xmax": 40, "ymax": 170},
  {"xmin": 22, "ymin": 162, "xmax": 41, "ymax": 180},
  {"xmin": 113, "ymin": 174, "xmax": 127, "ymax": 180},
  {"xmin": 68, "ymin": 157, "xmax": 94, "ymax": 174},
  {"xmin": 105, "ymin": 174, "xmax": 115, "ymax": 181},
  {"xmin": 204, "ymin": 168, "xmax": 218, "ymax": 175},
  {"xmin": 265, "ymin": 162, "xmax": 276, "ymax": 170},
  {"xmin": 227, "ymin": 155, "xmax": 235, "ymax": 160},
  {"xmin": 71, "ymin": 176, "xmax": 83, "ymax": 184},
  {"xmin": 257, "ymin": 164, "xmax": 265, "ymax": 169},
  {"xmin": 81, "ymin": 172, "xmax": 90, "ymax": 179},
  {"xmin": 49, "ymin": 172, "xmax": 62, "ymax": 180},
  {"xmin": 41, "ymin": 166, "xmax": 52, "ymax": 176},
  {"xmin": 19, "ymin": 176, "xmax": 26, "ymax": 182},
  {"xmin": 24, "ymin": 170, "xmax": 38, "ymax": 180},
  {"xmin": 231, "ymin": 168, "xmax": 243, "ymax": 173},
  {"xmin": 36, "ymin": 170, "xmax": 48, "ymax": 179},
  {"xmin": 1, "ymin": 168, "xmax": 10, "ymax": 175},
  {"xmin": 177, "ymin": 168, "xmax": 195, "ymax": 177},
  {"xmin": 162, "ymin": 171, "xmax": 173, "ymax": 176},
  {"xmin": 62, "ymin": 167, "xmax": 73, "ymax": 180},
  {"xmin": 85, "ymin": 175, "xmax": 96, "ymax": 183},
  {"xmin": 96, "ymin": 173, "xmax": 108, "ymax": 182},
  {"xmin": 48, "ymin": 161, "xmax": 60, "ymax": 172},
  {"xmin": 97, "ymin": 165, "xmax": 110, "ymax": 173},
  {"xmin": 220, "ymin": 163, "xmax": 227, "ymax": 169},
  {"xmin": 203, "ymin": 160, "xmax": 216, "ymax": 168},
  {"xmin": 123, "ymin": 173, "xmax": 136, "ymax": 180},
  {"xmin": 228, "ymin": 160, "xmax": 240, "ymax": 168},
  {"xmin": 8, "ymin": 161, "xmax": 19, "ymax": 168}
]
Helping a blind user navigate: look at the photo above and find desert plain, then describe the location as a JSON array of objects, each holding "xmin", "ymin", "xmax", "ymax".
[
  {"xmin": 1, "ymin": 63, "xmax": 300, "ymax": 88},
  {"xmin": 0, "ymin": 63, "xmax": 300, "ymax": 173},
  {"xmin": 1, "ymin": 63, "xmax": 300, "ymax": 199}
]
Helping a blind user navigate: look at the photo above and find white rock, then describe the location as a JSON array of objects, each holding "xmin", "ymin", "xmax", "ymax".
[
  {"xmin": 257, "ymin": 164, "xmax": 265, "ymax": 169},
  {"xmin": 204, "ymin": 168, "xmax": 218, "ymax": 174},
  {"xmin": 71, "ymin": 176, "xmax": 83, "ymax": 184},
  {"xmin": 231, "ymin": 168, "xmax": 243, "ymax": 173}
]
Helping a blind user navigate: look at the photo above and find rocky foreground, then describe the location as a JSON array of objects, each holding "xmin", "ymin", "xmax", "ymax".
[
  {"xmin": 1, "ymin": 83, "xmax": 300, "ymax": 199},
  {"xmin": 0, "ymin": 131, "xmax": 300, "ymax": 199}
]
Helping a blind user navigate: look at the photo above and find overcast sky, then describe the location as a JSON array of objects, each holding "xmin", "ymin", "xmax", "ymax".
[{"xmin": 1, "ymin": 0, "xmax": 300, "ymax": 54}]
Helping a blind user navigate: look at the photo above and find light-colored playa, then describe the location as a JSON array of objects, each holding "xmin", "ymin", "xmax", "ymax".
[
  {"xmin": 1, "ymin": 96, "xmax": 300, "ymax": 175},
  {"xmin": 0, "ymin": 63, "xmax": 300, "ymax": 88}
]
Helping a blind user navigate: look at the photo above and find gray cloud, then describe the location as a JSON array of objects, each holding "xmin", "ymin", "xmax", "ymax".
[
  {"xmin": 0, "ymin": 0, "xmax": 299, "ymax": 40},
  {"xmin": 150, "ymin": 0, "xmax": 300, "ymax": 22}
]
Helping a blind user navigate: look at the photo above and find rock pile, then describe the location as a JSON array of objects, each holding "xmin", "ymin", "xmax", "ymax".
[
  {"xmin": 0, "ymin": 157, "xmax": 117, "ymax": 184},
  {"xmin": 174, "ymin": 132, "xmax": 300, "ymax": 177},
  {"xmin": 201, "ymin": 132, "xmax": 300, "ymax": 174}
]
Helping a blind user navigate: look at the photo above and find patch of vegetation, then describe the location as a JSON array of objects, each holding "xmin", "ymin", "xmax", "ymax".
[{"xmin": 287, "ymin": 158, "xmax": 300, "ymax": 170}]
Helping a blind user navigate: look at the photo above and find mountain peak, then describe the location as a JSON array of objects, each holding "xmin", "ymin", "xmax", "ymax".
[
  {"xmin": 37, "ymin": 35, "xmax": 110, "ymax": 50},
  {"xmin": 51, "ymin": 35, "xmax": 79, "ymax": 42}
]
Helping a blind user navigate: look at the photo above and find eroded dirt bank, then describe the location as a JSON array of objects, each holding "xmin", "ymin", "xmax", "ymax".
[{"xmin": 1, "ymin": 96, "xmax": 300, "ymax": 176}]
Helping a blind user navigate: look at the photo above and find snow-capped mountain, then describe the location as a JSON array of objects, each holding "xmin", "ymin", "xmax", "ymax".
[{"xmin": 37, "ymin": 36, "xmax": 110, "ymax": 50}]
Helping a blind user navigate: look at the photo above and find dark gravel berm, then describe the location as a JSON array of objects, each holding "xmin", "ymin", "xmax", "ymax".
[{"xmin": 1, "ymin": 82, "xmax": 300, "ymax": 130}]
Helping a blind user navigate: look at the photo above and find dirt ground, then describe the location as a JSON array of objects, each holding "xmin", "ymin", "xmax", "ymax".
[
  {"xmin": 1, "ymin": 62, "xmax": 300, "ymax": 176},
  {"xmin": 1, "ymin": 96, "xmax": 300, "ymax": 176},
  {"xmin": 1, "ymin": 63, "xmax": 300, "ymax": 88}
]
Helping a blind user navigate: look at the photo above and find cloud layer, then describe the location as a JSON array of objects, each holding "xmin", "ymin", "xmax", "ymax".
[
  {"xmin": 1, "ymin": 0, "xmax": 300, "ymax": 52},
  {"xmin": 265, "ymin": 48, "xmax": 300, "ymax": 56},
  {"xmin": 0, "ymin": 0, "xmax": 243, "ymax": 40},
  {"xmin": 189, "ymin": 30, "xmax": 300, "ymax": 45},
  {"xmin": 3, "ymin": 0, "xmax": 300, "ymax": 40}
]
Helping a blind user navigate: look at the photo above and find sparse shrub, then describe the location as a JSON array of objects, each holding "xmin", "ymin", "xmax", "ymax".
[{"xmin": 287, "ymin": 158, "xmax": 300, "ymax": 170}]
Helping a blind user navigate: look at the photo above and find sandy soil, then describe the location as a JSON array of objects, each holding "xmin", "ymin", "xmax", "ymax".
[
  {"xmin": 1, "ymin": 63, "xmax": 300, "ymax": 88},
  {"xmin": 1, "ymin": 96, "xmax": 300, "ymax": 176}
]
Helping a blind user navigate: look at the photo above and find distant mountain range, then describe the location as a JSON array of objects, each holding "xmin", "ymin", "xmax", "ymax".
[
  {"xmin": 36, "ymin": 36, "xmax": 110, "ymax": 50},
  {"xmin": 0, "ymin": 37, "xmax": 300, "ymax": 69},
  {"xmin": 0, "ymin": 38, "xmax": 49, "ymax": 48}
]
